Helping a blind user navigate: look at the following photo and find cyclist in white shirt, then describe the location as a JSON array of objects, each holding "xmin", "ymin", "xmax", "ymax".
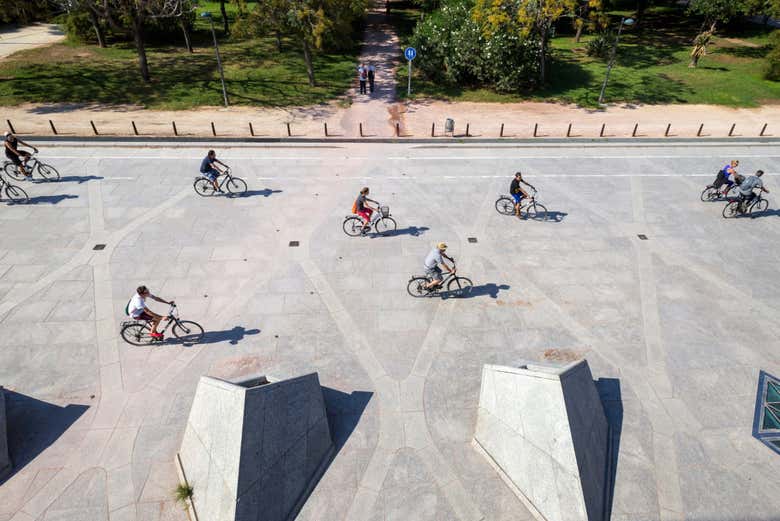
[
  {"xmin": 423, "ymin": 242, "xmax": 455, "ymax": 291},
  {"xmin": 128, "ymin": 285, "xmax": 174, "ymax": 340}
]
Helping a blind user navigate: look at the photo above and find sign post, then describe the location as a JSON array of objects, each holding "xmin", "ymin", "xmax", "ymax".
[{"xmin": 404, "ymin": 47, "xmax": 417, "ymax": 96}]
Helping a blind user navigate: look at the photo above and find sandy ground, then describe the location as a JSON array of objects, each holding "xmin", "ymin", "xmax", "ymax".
[
  {"xmin": 0, "ymin": 23, "xmax": 65, "ymax": 60},
  {"xmin": 2, "ymin": 100, "xmax": 778, "ymax": 139}
]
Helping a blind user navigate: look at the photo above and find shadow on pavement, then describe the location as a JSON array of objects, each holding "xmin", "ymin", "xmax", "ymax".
[
  {"xmin": 371, "ymin": 225, "xmax": 429, "ymax": 238},
  {"xmin": 232, "ymin": 189, "xmax": 283, "ymax": 198},
  {"xmin": 442, "ymin": 283, "xmax": 510, "ymax": 299},
  {"xmin": 197, "ymin": 326, "xmax": 261, "ymax": 346},
  {"xmin": 0, "ymin": 390, "xmax": 89, "ymax": 486},
  {"xmin": 26, "ymin": 194, "xmax": 78, "ymax": 205},
  {"xmin": 57, "ymin": 175, "xmax": 104, "ymax": 184},
  {"xmin": 542, "ymin": 210, "xmax": 568, "ymax": 223},
  {"xmin": 322, "ymin": 387, "xmax": 372, "ymax": 455},
  {"xmin": 596, "ymin": 377, "xmax": 623, "ymax": 521}
]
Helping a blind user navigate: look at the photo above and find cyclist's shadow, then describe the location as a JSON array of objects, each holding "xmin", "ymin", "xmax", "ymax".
[
  {"xmin": 441, "ymin": 283, "xmax": 510, "ymax": 300},
  {"xmin": 173, "ymin": 326, "xmax": 261, "ymax": 346}
]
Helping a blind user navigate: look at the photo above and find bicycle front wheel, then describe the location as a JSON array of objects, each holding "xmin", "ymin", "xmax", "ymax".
[
  {"xmin": 722, "ymin": 201, "xmax": 740, "ymax": 219},
  {"xmin": 495, "ymin": 197, "xmax": 515, "ymax": 215},
  {"xmin": 173, "ymin": 320, "xmax": 205, "ymax": 344},
  {"xmin": 750, "ymin": 199, "xmax": 769, "ymax": 216},
  {"xmin": 226, "ymin": 177, "xmax": 248, "ymax": 195},
  {"xmin": 4, "ymin": 163, "xmax": 24, "ymax": 181},
  {"xmin": 526, "ymin": 202, "xmax": 548, "ymax": 221},
  {"xmin": 37, "ymin": 163, "xmax": 60, "ymax": 181},
  {"xmin": 407, "ymin": 277, "xmax": 430, "ymax": 298},
  {"xmin": 375, "ymin": 217, "xmax": 397, "ymax": 235},
  {"xmin": 447, "ymin": 276, "xmax": 473, "ymax": 296},
  {"xmin": 121, "ymin": 322, "xmax": 154, "ymax": 346},
  {"xmin": 700, "ymin": 186, "xmax": 717, "ymax": 202},
  {"xmin": 343, "ymin": 217, "xmax": 364, "ymax": 237},
  {"xmin": 194, "ymin": 178, "xmax": 215, "ymax": 197},
  {"xmin": 5, "ymin": 184, "xmax": 28, "ymax": 203}
]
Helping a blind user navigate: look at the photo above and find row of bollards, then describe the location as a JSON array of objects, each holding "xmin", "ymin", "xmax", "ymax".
[{"xmin": 3, "ymin": 118, "xmax": 773, "ymax": 138}]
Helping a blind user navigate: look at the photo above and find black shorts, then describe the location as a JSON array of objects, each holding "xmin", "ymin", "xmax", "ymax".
[
  {"xmin": 713, "ymin": 171, "xmax": 728, "ymax": 188},
  {"xmin": 5, "ymin": 150, "xmax": 28, "ymax": 166}
]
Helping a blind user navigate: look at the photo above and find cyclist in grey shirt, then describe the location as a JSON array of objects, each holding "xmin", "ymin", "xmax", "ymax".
[
  {"xmin": 424, "ymin": 242, "xmax": 455, "ymax": 291},
  {"xmin": 738, "ymin": 170, "xmax": 769, "ymax": 208}
]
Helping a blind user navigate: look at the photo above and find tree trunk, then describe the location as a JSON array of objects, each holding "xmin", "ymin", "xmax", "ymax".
[
  {"xmin": 303, "ymin": 40, "xmax": 315, "ymax": 86},
  {"xmin": 132, "ymin": 17, "xmax": 150, "ymax": 82},
  {"xmin": 539, "ymin": 24, "xmax": 548, "ymax": 85},
  {"xmin": 574, "ymin": 22, "xmax": 583, "ymax": 43},
  {"xmin": 180, "ymin": 18, "xmax": 193, "ymax": 53},
  {"xmin": 220, "ymin": 0, "xmax": 229, "ymax": 35},
  {"xmin": 87, "ymin": 8, "xmax": 106, "ymax": 48},
  {"xmin": 275, "ymin": 30, "xmax": 283, "ymax": 52}
]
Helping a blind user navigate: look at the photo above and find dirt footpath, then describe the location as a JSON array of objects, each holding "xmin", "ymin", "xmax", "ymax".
[{"xmin": 0, "ymin": 23, "xmax": 65, "ymax": 60}]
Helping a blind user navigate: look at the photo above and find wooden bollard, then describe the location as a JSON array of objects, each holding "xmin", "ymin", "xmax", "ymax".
[
  {"xmin": 286, "ymin": 122, "xmax": 291, "ymax": 137},
  {"xmin": 533, "ymin": 123, "xmax": 538, "ymax": 137},
  {"xmin": 566, "ymin": 123, "xmax": 572, "ymax": 137},
  {"xmin": 465, "ymin": 123, "xmax": 470, "ymax": 137},
  {"xmin": 6, "ymin": 119, "xmax": 15, "ymax": 134},
  {"xmin": 324, "ymin": 122, "xmax": 329, "ymax": 137},
  {"xmin": 172, "ymin": 121, "xmax": 178, "ymax": 136},
  {"xmin": 632, "ymin": 123, "xmax": 639, "ymax": 137},
  {"xmin": 359, "ymin": 122, "xmax": 364, "ymax": 137},
  {"xmin": 396, "ymin": 122, "xmax": 400, "ymax": 137},
  {"xmin": 697, "ymin": 123, "xmax": 704, "ymax": 137},
  {"xmin": 665, "ymin": 123, "xmax": 671, "ymax": 137},
  {"xmin": 90, "ymin": 120, "xmax": 98, "ymax": 135},
  {"xmin": 49, "ymin": 120, "xmax": 57, "ymax": 135},
  {"xmin": 500, "ymin": 123, "xmax": 504, "ymax": 137},
  {"xmin": 211, "ymin": 122, "xmax": 216, "ymax": 136},
  {"xmin": 729, "ymin": 123, "xmax": 736, "ymax": 137},
  {"xmin": 132, "ymin": 121, "xmax": 139, "ymax": 135},
  {"xmin": 760, "ymin": 123, "xmax": 768, "ymax": 136},
  {"xmin": 431, "ymin": 123, "xmax": 435, "ymax": 137},
  {"xmin": 600, "ymin": 123, "xmax": 605, "ymax": 137},
  {"xmin": 249, "ymin": 122, "xmax": 255, "ymax": 137}
]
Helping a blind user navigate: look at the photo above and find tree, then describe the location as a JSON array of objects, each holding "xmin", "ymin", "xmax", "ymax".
[
  {"xmin": 0, "ymin": 0, "xmax": 50, "ymax": 23},
  {"xmin": 573, "ymin": 0, "xmax": 607, "ymax": 43},
  {"xmin": 473, "ymin": 0, "xmax": 577, "ymax": 85},
  {"xmin": 220, "ymin": 0, "xmax": 229, "ymax": 34},
  {"xmin": 56, "ymin": 0, "xmax": 108, "ymax": 47},
  {"xmin": 686, "ymin": 0, "xmax": 748, "ymax": 67}
]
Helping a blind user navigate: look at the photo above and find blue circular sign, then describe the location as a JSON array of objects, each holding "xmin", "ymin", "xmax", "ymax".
[{"xmin": 404, "ymin": 47, "xmax": 417, "ymax": 61}]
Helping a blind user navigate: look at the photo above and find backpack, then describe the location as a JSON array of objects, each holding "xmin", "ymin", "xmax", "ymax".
[
  {"xmin": 124, "ymin": 299, "xmax": 132, "ymax": 316},
  {"xmin": 351, "ymin": 199, "xmax": 358, "ymax": 214}
]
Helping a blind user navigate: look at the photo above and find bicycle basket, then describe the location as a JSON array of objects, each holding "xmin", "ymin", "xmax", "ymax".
[{"xmin": 380, "ymin": 205, "xmax": 390, "ymax": 217}]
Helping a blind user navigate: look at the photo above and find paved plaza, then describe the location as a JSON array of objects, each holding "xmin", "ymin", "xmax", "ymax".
[{"xmin": 0, "ymin": 140, "xmax": 779, "ymax": 521}]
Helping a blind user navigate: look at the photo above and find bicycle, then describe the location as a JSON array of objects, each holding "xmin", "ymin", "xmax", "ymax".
[
  {"xmin": 193, "ymin": 167, "xmax": 247, "ymax": 197},
  {"xmin": 120, "ymin": 303, "xmax": 204, "ymax": 346},
  {"xmin": 722, "ymin": 191, "xmax": 769, "ymax": 219},
  {"xmin": 3, "ymin": 154, "xmax": 60, "ymax": 182},
  {"xmin": 0, "ymin": 172, "xmax": 29, "ymax": 203},
  {"xmin": 343, "ymin": 204, "xmax": 397, "ymax": 236},
  {"xmin": 495, "ymin": 187, "xmax": 548, "ymax": 221},
  {"xmin": 407, "ymin": 260, "xmax": 473, "ymax": 298},
  {"xmin": 700, "ymin": 183, "xmax": 738, "ymax": 202}
]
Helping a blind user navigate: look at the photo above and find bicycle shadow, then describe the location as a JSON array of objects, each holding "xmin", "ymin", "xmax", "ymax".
[
  {"xmin": 370, "ymin": 225, "xmax": 429, "ymax": 238},
  {"xmin": 745, "ymin": 208, "xmax": 780, "ymax": 219},
  {"xmin": 171, "ymin": 326, "xmax": 261, "ymax": 346},
  {"xmin": 56, "ymin": 175, "xmax": 104, "ymax": 184},
  {"xmin": 26, "ymin": 194, "xmax": 79, "ymax": 205},
  {"xmin": 229, "ymin": 189, "xmax": 283, "ymax": 198},
  {"xmin": 441, "ymin": 283, "xmax": 510, "ymax": 300}
]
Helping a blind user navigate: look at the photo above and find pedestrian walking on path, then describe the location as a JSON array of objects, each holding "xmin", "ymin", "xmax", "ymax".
[
  {"xmin": 358, "ymin": 63, "xmax": 368, "ymax": 94},
  {"xmin": 368, "ymin": 63, "xmax": 376, "ymax": 93}
]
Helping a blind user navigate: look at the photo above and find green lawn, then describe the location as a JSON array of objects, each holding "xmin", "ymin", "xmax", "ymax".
[
  {"xmin": 396, "ymin": 8, "xmax": 780, "ymax": 107},
  {"xmin": 0, "ymin": 35, "xmax": 358, "ymax": 109}
]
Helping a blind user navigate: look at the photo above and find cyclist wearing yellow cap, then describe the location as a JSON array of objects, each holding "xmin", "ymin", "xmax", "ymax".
[{"xmin": 423, "ymin": 242, "xmax": 455, "ymax": 290}]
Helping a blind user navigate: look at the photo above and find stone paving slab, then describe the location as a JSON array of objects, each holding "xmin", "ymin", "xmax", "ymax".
[{"xmin": 0, "ymin": 142, "xmax": 779, "ymax": 520}]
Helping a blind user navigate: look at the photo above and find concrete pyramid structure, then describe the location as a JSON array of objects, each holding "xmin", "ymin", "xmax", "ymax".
[
  {"xmin": 177, "ymin": 373, "xmax": 334, "ymax": 521},
  {"xmin": 0, "ymin": 387, "xmax": 10, "ymax": 480},
  {"xmin": 473, "ymin": 360, "xmax": 609, "ymax": 521}
]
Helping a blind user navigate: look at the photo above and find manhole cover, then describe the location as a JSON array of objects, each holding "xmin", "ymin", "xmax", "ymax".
[
  {"xmin": 93, "ymin": 244, "xmax": 106, "ymax": 250},
  {"xmin": 468, "ymin": 237, "xmax": 478, "ymax": 243},
  {"xmin": 637, "ymin": 234, "xmax": 648, "ymax": 240},
  {"xmin": 289, "ymin": 241, "xmax": 300, "ymax": 247}
]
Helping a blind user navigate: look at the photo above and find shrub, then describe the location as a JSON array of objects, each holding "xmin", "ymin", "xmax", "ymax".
[
  {"xmin": 765, "ymin": 30, "xmax": 780, "ymax": 81},
  {"xmin": 586, "ymin": 31, "xmax": 614, "ymax": 59}
]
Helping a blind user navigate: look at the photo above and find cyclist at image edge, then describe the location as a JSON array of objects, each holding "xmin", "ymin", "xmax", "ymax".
[
  {"xmin": 200, "ymin": 150, "xmax": 228, "ymax": 193},
  {"xmin": 712, "ymin": 160, "xmax": 740, "ymax": 196},
  {"xmin": 424, "ymin": 242, "xmax": 455, "ymax": 291},
  {"xmin": 737, "ymin": 170, "xmax": 769, "ymax": 209},
  {"xmin": 127, "ymin": 285, "xmax": 174, "ymax": 340},
  {"xmin": 354, "ymin": 187, "xmax": 379, "ymax": 231},
  {"xmin": 4, "ymin": 132, "xmax": 38, "ymax": 180},
  {"xmin": 510, "ymin": 171, "xmax": 535, "ymax": 216}
]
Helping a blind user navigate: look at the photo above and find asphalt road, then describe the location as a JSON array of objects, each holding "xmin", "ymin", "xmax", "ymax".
[{"xmin": 1, "ymin": 141, "xmax": 779, "ymax": 521}]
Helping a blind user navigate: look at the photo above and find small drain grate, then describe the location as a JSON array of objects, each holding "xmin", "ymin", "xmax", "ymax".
[
  {"xmin": 468, "ymin": 237, "xmax": 478, "ymax": 243},
  {"xmin": 93, "ymin": 244, "xmax": 106, "ymax": 250},
  {"xmin": 637, "ymin": 234, "xmax": 648, "ymax": 240},
  {"xmin": 289, "ymin": 241, "xmax": 300, "ymax": 247}
]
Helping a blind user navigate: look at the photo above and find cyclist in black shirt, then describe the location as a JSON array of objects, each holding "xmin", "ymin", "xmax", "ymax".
[
  {"xmin": 510, "ymin": 171, "xmax": 533, "ymax": 217},
  {"xmin": 4, "ymin": 132, "xmax": 37, "ymax": 180}
]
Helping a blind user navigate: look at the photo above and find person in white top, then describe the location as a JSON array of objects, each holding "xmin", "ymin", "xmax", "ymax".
[
  {"xmin": 423, "ymin": 242, "xmax": 454, "ymax": 291},
  {"xmin": 128, "ymin": 285, "xmax": 174, "ymax": 339}
]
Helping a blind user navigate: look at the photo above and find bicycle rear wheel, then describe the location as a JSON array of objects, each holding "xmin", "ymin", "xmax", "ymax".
[
  {"xmin": 173, "ymin": 320, "xmax": 205, "ymax": 344},
  {"xmin": 343, "ymin": 217, "xmax": 364, "ymax": 237},
  {"xmin": 722, "ymin": 201, "xmax": 740, "ymax": 219},
  {"xmin": 194, "ymin": 178, "xmax": 215, "ymax": 197},
  {"xmin": 5, "ymin": 184, "xmax": 28, "ymax": 203},
  {"xmin": 226, "ymin": 177, "xmax": 248, "ymax": 195},
  {"xmin": 526, "ymin": 202, "xmax": 548, "ymax": 221},
  {"xmin": 750, "ymin": 199, "xmax": 769, "ymax": 216},
  {"xmin": 375, "ymin": 217, "xmax": 397, "ymax": 235},
  {"xmin": 447, "ymin": 276, "xmax": 473, "ymax": 296},
  {"xmin": 407, "ymin": 277, "xmax": 430, "ymax": 297},
  {"xmin": 37, "ymin": 163, "xmax": 60, "ymax": 181},
  {"xmin": 4, "ymin": 163, "xmax": 24, "ymax": 181},
  {"xmin": 121, "ymin": 322, "xmax": 154, "ymax": 346},
  {"xmin": 495, "ymin": 197, "xmax": 514, "ymax": 215},
  {"xmin": 700, "ymin": 186, "xmax": 718, "ymax": 202}
]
